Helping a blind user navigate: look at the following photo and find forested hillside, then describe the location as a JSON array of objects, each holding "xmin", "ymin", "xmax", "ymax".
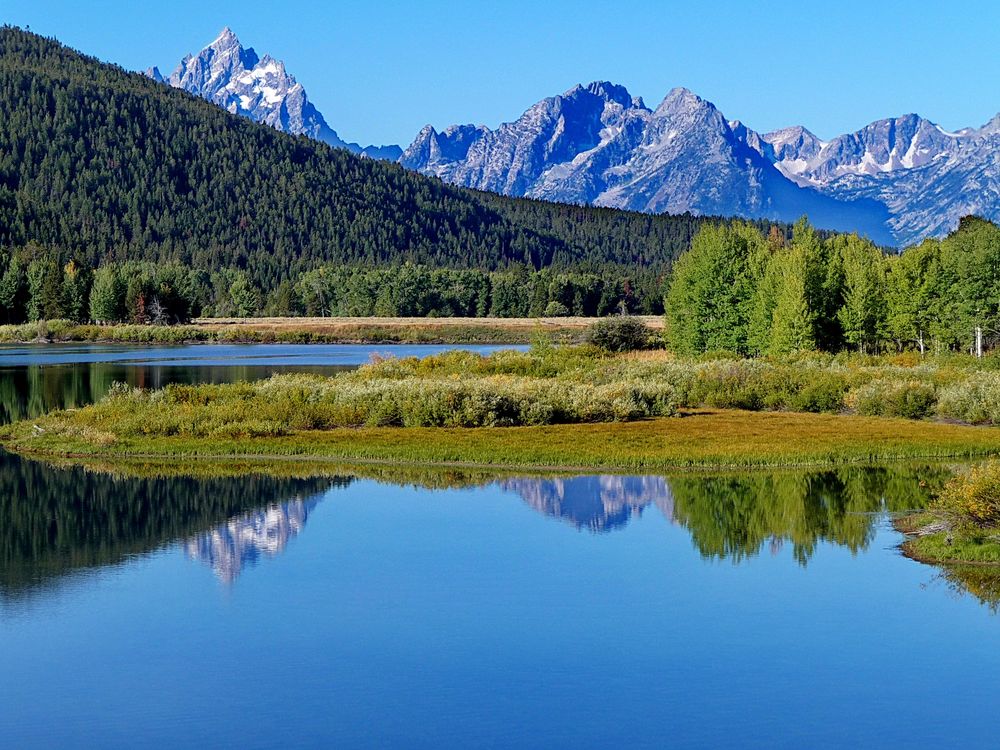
[{"xmin": 0, "ymin": 26, "xmax": 750, "ymax": 300}]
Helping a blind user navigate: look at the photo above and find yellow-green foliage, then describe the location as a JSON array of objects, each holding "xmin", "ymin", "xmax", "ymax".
[{"xmin": 935, "ymin": 461, "xmax": 1000, "ymax": 528}]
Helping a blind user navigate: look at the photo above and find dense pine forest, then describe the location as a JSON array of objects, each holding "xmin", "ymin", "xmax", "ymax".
[{"xmin": 0, "ymin": 26, "xmax": 750, "ymax": 313}]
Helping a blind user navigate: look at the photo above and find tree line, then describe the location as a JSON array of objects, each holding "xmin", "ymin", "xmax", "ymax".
[
  {"xmin": 0, "ymin": 244, "xmax": 672, "ymax": 324},
  {"xmin": 665, "ymin": 215, "xmax": 1000, "ymax": 356}
]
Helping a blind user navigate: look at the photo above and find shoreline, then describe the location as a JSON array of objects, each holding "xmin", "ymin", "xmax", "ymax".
[
  {"xmin": 0, "ymin": 316, "xmax": 663, "ymax": 346},
  {"xmin": 7, "ymin": 410, "xmax": 1000, "ymax": 473}
]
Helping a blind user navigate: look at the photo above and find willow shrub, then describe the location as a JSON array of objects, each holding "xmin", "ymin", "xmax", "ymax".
[
  {"xmin": 936, "ymin": 373, "xmax": 1000, "ymax": 425},
  {"xmin": 86, "ymin": 374, "xmax": 679, "ymax": 438},
  {"xmin": 846, "ymin": 378, "xmax": 938, "ymax": 419},
  {"xmin": 66, "ymin": 347, "xmax": 1000, "ymax": 440},
  {"xmin": 936, "ymin": 462, "xmax": 1000, "ymax": 528}
]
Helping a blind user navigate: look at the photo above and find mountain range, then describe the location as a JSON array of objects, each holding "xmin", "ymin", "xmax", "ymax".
[{"xmin": 150, "ymin": 29, "xmax": 1000, "ymax": 247}]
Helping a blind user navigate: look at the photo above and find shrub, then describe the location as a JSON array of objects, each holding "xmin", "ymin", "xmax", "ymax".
[
  {"xmin": 936, "ymin": 462, "xmax": 1000, "ymax": 528},
  {"xmin": 543, "ymin": 301, "xmax": 570, "ymax": 317},
  {"xmin": 788, "ymin": 373, "xmax": 849, "ymax": 413},
  {"xmin": 846, "ymin": 378, "xmax": 937, "ymax": 419},
  {"xmin": 585, "ymin": 316, "xmax": 655, "ymax": 353},
  {"xmin": 937, "ymin": 373, "xmax": 1000, "ymax": 425}
]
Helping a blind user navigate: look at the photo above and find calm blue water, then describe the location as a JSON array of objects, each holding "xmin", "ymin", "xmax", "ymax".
[
  {"xmin": 0, "ymin": 463, "xmax": 997, "ymax": 748},
  {"xmin": 0, "ymin": 345, "xmax": 997, "ymax": 748}
]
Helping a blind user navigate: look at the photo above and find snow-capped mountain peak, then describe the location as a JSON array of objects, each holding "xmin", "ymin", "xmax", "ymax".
[{"xmin": 147, "ymin": 28, "xmax": 401, "ymax": 160}]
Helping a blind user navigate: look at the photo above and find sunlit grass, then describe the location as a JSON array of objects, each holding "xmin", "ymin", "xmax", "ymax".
[{"xmin": 8, "ymin": 409, "xmax": 1000, "ymax": 471}]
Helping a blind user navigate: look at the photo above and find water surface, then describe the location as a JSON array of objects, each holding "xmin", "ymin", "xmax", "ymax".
[
  {"xmin": 1, "ymin": 456, "xmax": 998, "ymax": 749},
  {"xmin": 1, "ymin": 343, "xmax": 997, "ymax": 748}
]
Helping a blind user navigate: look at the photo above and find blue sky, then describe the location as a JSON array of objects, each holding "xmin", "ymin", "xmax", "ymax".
[{"xmin": 7, "ymin": 0, "xmax": 1000, "ymax": 148}]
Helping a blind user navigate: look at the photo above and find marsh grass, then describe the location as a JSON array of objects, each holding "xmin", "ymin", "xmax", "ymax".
[
  {"xmin": 9, "ymin": 346, "xmax": 1000, "ymax": 471},
  {"xmin": 0, "ymin": 319, "xmax": 585, "ymax": 346},
  {"xmin": 8, "ymin": 409, "xmax": 1000, "ymax": 472}
]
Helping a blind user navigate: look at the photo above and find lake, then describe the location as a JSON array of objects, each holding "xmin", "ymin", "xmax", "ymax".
[{"xmin": 1, "ymin": 344, "xmax": 998, "ymax": 748}]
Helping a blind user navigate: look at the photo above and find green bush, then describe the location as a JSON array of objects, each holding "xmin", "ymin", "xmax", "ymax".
[
  {"xmin": 937, "ymin": 374, "xmax": 1000, "ymax": 425},
  {"xmin": 847, "ymin": 378, "xmax": 937, "ymax": 419},
  {"xmin": 543, "ymin": 301, "xmax": 571, "ymax": 317},
  {"xmin": 788, "ymin": 372, "xmax": 849, "ymax": 413},
  {"xmin": 585, "ymin": 316, "xmax": 655, "ymax": 352}
]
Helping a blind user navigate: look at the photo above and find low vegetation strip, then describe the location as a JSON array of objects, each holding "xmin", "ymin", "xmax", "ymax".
[
  {"xmin": 6, "ymin": 410, "xmax": 1000, "ymax": 471},
  {"xmin": 8, "ymin": 345, "xmax": 1000, "ymax": 471},
  {"xmin": 0, "ymin": 317, "xmax": 649, "ymax": 345}
]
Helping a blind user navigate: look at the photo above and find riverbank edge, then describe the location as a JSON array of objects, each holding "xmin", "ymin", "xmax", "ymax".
[
  {"xmin": 0, "ymin": 317, "xmax": 658, "ymax": 346},
  {"xmin": 894, "ymin": 511, "xmax": 1000, "ymax": 567},
  {"xmin": 6, "ymin": 409, "xmax": 1000, "ymax": 474}
]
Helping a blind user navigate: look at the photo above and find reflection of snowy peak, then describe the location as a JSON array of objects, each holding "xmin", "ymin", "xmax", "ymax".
[
  {"xmin": 147, "ymin": 28, "xmax": 401, "ymax": 160},
  {"xmin": 501, "ymin": 475, "xmax": 675, "ymax": 532},
  {"xmin": 185, "ymin": 496, "xmax": 320, "ymax": 583}
]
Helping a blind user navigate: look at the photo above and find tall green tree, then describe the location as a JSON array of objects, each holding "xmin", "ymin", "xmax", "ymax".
[
  {"xmin": 836, "ymin": 236, "xmax": 887, "ymax": 353},
  {"xmin": 664, "ymin": 222, "xmax": 768, "ymax": 354},
  {"xmin": 89, "ymin": 265, "xmax": 126, "ymax": 323}
]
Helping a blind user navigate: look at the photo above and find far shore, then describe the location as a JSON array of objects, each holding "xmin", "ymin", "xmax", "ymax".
[{"xmin": 0, "ymin": 316, "xmax": 664, "ymax": 346}]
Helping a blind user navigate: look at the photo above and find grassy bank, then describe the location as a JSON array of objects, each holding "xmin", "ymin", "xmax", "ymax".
[
  {"xmin": 8, "ymin": 345, "xmax": 1000, "ymax": 471},
  {"xmin": 898, "ymin": 462, "xmax": 1000, "ymax": 567},
  {"xmin": 0, "ymin": 317, "xmax": 661, "ymax": 346},
  {"xmin": 7, "ymin": 409, "xmax": 1000, "ymax": 472}
]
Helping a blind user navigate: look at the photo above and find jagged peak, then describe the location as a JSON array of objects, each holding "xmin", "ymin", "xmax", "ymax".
[
  {"xmin": 208, "ymin": 26, "xmax": 241, "ymax": 50},
  {"xmin": 654, "ymin": 86, "xmax": 713, "ymax": 117},
  {"xmin": 765, "ymin": 124, "xmax": 820, "ymax": 141},
  {"xmin": 585, "ymin": 80, "xmax": 636, "ymax": 108},
  {"xmin": 556, "ymin": 81, "xmax": 638, "ymax": 111},
  {"xmin": 979, "ymin": 113, "xmax": 1000, "ymax": 135}
]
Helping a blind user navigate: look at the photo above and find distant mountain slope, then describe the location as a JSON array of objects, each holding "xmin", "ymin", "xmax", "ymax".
[
  {"xmin": 401, "ymin": 81, "xmax": 1000, "ymax": 247},
  {"xmin": 148, "ymin": 27, "xmax": 401, "ymax": 160},
  {"xmin": 0, "ymin": 27, "xmax": 726, "ymax": 290},
  {"xmin": 759, "ymin": 115, "xmax": 1000, "ymax": 246},
  {"xmin": 401, "ymin": 81, "xmax": 894, "ymax": 245}
]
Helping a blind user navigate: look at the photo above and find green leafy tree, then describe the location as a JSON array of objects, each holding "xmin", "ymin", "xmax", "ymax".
[
  {"xmin": 836, "ymin": 236, "xmax": 887, "ymax": 353},
  {"xmin": 664, "ymin": 222, "xmax": 767, "ymax": 354},
  {"xmin": 228, "ymin": 273, "xmax": 261, "ymax": 317},
  {"xmin": 89, "ymin": 265, "xmax": 126, "ymax": 323}
]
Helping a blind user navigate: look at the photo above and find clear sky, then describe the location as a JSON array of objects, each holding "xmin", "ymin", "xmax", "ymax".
[{"xmin": 6, "ymin": 0, "xmax": 1000, "ymax": 148}]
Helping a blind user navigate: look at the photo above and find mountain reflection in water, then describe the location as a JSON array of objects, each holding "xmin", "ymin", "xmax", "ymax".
[
  {"xmin": 0, "ymin": 450, "xmax": 349, "ymax": 599},
  {"xmin": 2, "ymin": 451, "xmax": 987, "ymax": 604},
  {"xmin": 499, "ymin": 467, "xmax": 952, "ymax": 566},
  {"xmin": 501, "ymin": 475, "xmax": 675, "ymax": 532},
  {"xmin": 185, "ymin": 497, "xmax": 320, "ymax": 582}
]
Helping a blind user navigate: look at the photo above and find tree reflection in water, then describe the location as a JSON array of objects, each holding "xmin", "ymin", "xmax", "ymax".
[{"xmin": 0, "ymin": 450, "xmax": 347, "ymax": 599}]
